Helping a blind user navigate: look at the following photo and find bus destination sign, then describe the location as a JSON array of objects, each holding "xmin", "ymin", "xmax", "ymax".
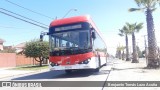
[{"xmin": 55, "ymin": 24, "xmax": 82, "ymax": 32}]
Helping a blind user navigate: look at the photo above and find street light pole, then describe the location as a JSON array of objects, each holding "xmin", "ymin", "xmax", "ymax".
[{"xmin": 62, "ymin": 8, "xmax": 77, "ymax": 18}]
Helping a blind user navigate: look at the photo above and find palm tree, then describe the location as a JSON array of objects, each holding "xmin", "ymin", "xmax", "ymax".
[
  {"xmin": 129, "ymin": 0, "xmax": 160, "ymax": 67},
  {"xmin": 121, "ymin": 46, "xmax": 126, "ymax": 60},
  {"xmin": 116, "ymin": 46, "xmax": 126, "ymax": 60},
  {"xmin": 126, "ymin": 22, "xmax": 143, "ymax": 63},
  {"xmin": 116, "ymin": 46, "xmax": 122, "ymax": 59},
  {"xmin": 118, "ymin": 26, "xmax": 130, "ymax": 61}
]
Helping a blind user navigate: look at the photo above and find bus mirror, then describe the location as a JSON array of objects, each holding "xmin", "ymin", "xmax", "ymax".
[
  {"xmin": 92, "ymin": 32, "xmax": 96, "ymax": 39},
  {"xmin": 40, "ymin": 35, "xmax": 43, "ymax": 41},
  {"xmin": 40, "ymin": 32, "xmax": 48, "ymax": 41}
]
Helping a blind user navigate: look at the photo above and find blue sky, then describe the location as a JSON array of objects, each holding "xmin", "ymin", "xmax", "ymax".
[{"xmin": 0, "ymin": 0, "xmax": 160, "ymax": 55}]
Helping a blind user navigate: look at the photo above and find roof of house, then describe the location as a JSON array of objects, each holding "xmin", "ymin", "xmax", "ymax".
[
  {"xmin": 0, "ymin": 38, "xmax": 5, "ymax": 43},
  {"xmin": 14, "ymin": 42, "xmax": 26, "ymax": 48}
]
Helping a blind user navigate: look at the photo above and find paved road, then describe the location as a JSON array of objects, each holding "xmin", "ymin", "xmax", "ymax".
[{"xmin": 0, "ymin": 59, "xmax": 114, "ymax": 90}]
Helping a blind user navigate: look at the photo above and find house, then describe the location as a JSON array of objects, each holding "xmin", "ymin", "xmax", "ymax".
[
  {"xmin": 0, "ymin": 38, "xmax": 5, "ymax": 51},
  {"xmin": 14, "ymin": 42, "xmax": 26, "ymax": 54}
]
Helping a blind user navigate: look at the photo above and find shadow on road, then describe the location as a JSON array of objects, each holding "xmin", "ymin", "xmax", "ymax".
[
  {"xmin": 11, "ymin": 69, "xmax": 110, "ymax": 80},
  {"xmin": 12, "ymin": 70, "xmax": 63, "ymax": 80},
  {"xmin": 112, "ymin": 67, "xmax": 143, "ymax": 71},
  {"xmin": 111, "ymin": 66, "xmax": 156, "ymax": 73},
  {"xmin": 53, "ymin": 69, "xmax": 110, "ymax": 79}
]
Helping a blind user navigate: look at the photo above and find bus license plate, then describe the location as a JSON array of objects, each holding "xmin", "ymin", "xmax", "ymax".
[{"xmin": 65, "ymin": 66, "xmax": 72, "ymax": 69}]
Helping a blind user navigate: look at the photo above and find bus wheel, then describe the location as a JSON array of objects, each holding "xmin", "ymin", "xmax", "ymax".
[
  {"xmin": 94, "ymin": 68, "xmax": 100, "ymax": 72},
  {"xmin": 65, "ymin": 70, "xmax": 72, "ymax": 74}
]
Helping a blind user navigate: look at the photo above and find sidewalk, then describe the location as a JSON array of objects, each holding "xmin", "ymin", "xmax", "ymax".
[
  {"xmin": 104, "ymin": 58, "xmax": 160, "ymax": 90},
  {"xmin": 0, "ymin": 67, "xmax": 49, "ymax": 79}
]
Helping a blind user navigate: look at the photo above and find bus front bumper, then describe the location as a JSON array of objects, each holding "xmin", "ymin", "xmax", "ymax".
[{"xmin": 49, "ymin": 63, "xmax": 97, "ymax": 71}]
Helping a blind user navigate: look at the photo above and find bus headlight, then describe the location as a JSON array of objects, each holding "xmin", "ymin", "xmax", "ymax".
[
  {"xmin": 50, "ymin": 62, "xmax": 59, "ymax": 67},
  {"xmin": 84, "ymin": 60, "xmax": 89, "ymax": 64},
  {"xmin": 78, "ymin": 58, "xmax": 91, "ymax": 64}
]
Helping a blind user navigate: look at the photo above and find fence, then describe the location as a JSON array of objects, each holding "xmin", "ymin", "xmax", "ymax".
[
  {"xmin": 0, "ymin": 53, "xmax": 39, "ymax": 67},
  {"xmin": 0, "ymin": 53, "xmax": 16, "ymax": 67},
  {"xmin": 16, "ymin": 55, "xmax": 39, "ymax": 66}
]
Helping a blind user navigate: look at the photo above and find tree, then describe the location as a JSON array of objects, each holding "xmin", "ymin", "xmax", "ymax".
[
  {"xmin": 126, "ymin": 22, "xmax": 143, "ymax": 63},
  {"xmin": 116, "ymin": 46, "xmax": 125, "ymax": 60},
  {"xmin": 118, "ymin": 26, "xmax": 130, "ymax": 61},
  {"xmin": 24, "ymin": 40, "xmax": 49, "ymax": 67},
  {"xmin": 137, "ymin": 46, "xmax": 143, "ymax": 58},
  {"xmin": 129, "ymin": 0, "xmax": 160, "ymax": 67},
  {"xmin": 142, "ymin": 50, "xmax": 146, "ymax": 57}
]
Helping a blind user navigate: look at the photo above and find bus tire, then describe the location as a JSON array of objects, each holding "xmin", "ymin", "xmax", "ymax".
[
  {"xmin": 65, "ymin": 70, "xmax": 72, "ymax": 74},
  {"xmin": 94, "ymin": 68, "xmax": 99, "ymax": 72}
]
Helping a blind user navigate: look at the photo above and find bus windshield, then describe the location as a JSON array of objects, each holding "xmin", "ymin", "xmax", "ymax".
[{"xmin": 49, "ymin": 30, "xmax": 91, "ymax": 55}]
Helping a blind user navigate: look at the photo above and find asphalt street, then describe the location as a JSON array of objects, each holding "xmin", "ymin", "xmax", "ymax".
[{"xmin": 0, "ymin": 59, "xmax": 113, "ymax": 90}]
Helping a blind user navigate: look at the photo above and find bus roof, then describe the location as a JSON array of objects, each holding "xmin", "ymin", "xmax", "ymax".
[
  {"xmin": 49, "ymin": 15, "xmax": 100, "ymax": 37},
  {"xmin": 50, "ymin": 15, "xmax": 107, "ymax": 47},
  {"xmin": 50, "ymin": 15, "xmax": 91, "ymax": 27}
]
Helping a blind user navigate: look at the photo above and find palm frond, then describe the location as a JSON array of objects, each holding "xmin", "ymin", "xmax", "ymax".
[
  {"xmin": 135, "ymin": 0, "xmax": 142, "ymax": 7},
  {"xmin": 124, "ymin": 22, "xmax": 132, "ymax": 34},
  {"xmin": 135, "ymin": 22, "xmax": 143, "ymax": 33},
  {"xmin": 130, "ymin": 24, "xmax": 136, "ymax": 32},
  {"xmin": 151, "ymin": 1, "xmax": 157, "ymax": 8},
  {"xmin": 125, "ymin": 22, "xmax": 130, "ymax": 26},
  {"xmin": 123, "ymin": 26, "xmax": 130, "ymax": 34},
  {"xmin": 119, "ymin": 29, "xmax": 124, "ymax": 33},
  {"xmin": 123, "ymin": 26, "xmax": 127, "ymax": 31},
  {"xmin": 133, "ymin": 0, "xmax": 159, "ymax": 10},
  {"xmin": 118, "ymin": 29, "xmax": 124, "ymax": 36},
  {"xmin": 158, "ymin": 0, "xmax": 160, "ymax": 6},
  {"xmin": 137, "ymin": 22, "xmax": 143, "ymax": 26},
  {"xmin": 118, "ymin": 33, "xmax": 124, "ymax": 37},
  {"xmin": 128, "ymin": 8, "xmax": 143, "ymax": 12},
  {"xmin": 151, "ymin": 8, "xmax": 157, "ymax": 12}
]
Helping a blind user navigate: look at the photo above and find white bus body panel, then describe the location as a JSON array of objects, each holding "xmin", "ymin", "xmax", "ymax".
[{"xmin": 49, "ymin": 57, "xmax": 106, "ymax": 71}]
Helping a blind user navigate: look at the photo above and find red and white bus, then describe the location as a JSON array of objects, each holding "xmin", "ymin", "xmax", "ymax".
[{"xmin": 48, "ymin": 15, "xmax": 107, "ymax": 73}]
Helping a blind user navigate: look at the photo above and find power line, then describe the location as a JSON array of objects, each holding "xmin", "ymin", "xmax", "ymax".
[
  {"xmin": 0, "ymin": 10, "xmax": 48, "ymax": 30},
  {"xmin": 0, "ymin": 8, "xmax": 48, "ymax": 27},
  {"xmin": 5, "ymin": 0, "xmax": 54, "ymax": 20},
  {"xmin": 0, "ymin": 25, "xmax": 43, "ymax": 30}
]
